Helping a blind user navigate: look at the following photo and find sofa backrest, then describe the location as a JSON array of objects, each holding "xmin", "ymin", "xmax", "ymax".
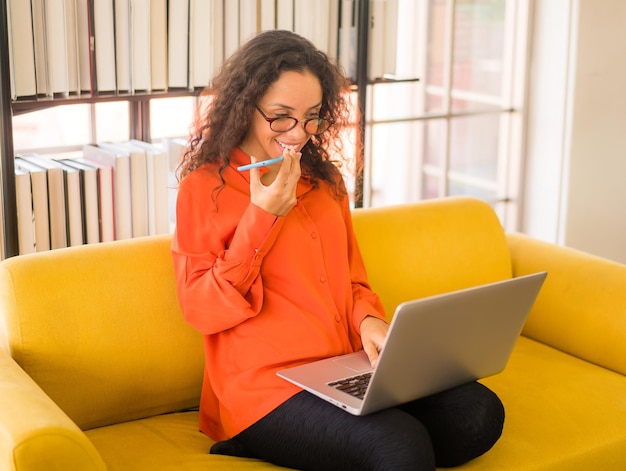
[
  {"xmin": 0, "ymin": 234, "xmax": 204, "ymax": 431},
  {"xmin": 507, "ymin": 232, "xmax": 626, "ymax": 377},
  {"xmin": 351, "ymin": 197, "xmax": 513, "ymax": 319}
]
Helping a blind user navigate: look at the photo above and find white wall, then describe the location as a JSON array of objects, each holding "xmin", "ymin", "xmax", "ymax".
[
  {"xmin": 523, "ymin": 0, "xmax": 626, "ymax": 264},
  {"xmin": 563, "ymin": 0, "xmax": 626, "ymax": 263},
  {"xmin": 522, "ymin": 0, "xmax": 575, "ymax": 245}
]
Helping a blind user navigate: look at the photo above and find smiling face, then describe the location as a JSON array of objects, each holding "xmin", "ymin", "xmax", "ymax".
[{"xmin": 240, "ymin": 69, "xmax": 323, "ymax": 161}]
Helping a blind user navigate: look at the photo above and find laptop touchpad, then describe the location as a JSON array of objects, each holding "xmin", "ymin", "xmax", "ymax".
[{"xmin": 333, "ymin": 354, "xmax": 372, "ymax": 373}]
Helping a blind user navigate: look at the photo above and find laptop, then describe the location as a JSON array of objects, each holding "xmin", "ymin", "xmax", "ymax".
[{"xmin": 277, "ymin": 272, "xmax": 547, "ymax": 415}]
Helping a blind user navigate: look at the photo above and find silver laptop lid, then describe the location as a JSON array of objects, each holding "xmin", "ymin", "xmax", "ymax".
[{"xmin": 358, "ymin": 272, "xmax": 547, "ymax": 414}]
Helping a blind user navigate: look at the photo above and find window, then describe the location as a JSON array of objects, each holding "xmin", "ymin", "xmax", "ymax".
[
  {"xmin": 13, "ymin": 104, "xmax": 91, "ymax": 152},
  {"xmin": 150, "ymin": 97, "xmax": 196, "ymax": 141},
  {"xmin": 11, "ymin": 96, "xmax": 196, "ymax": 155},
  {"xmin": 364, "ymin": 0, "xmax": 529, "ymax": 231}
]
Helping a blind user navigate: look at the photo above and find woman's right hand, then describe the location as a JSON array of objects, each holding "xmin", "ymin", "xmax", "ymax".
[{"xmin": 249, "ymin": 148, "xmax": 301, "ymax": 216}]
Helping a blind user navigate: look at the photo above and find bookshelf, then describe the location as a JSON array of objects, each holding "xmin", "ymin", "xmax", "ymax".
[
  {"xmin": 0, "ymin": 0, "xmax": 16, "ymax": 258},
  {"xmin": 353, "ymin": 0, "xmax": 369, "ymax": 208},
  {"xmin": 0, "ymin": 0, "xmax": 414, "ymax": 258},
  {"xmin": 0, "ymin": 0, "xmax": 202, "ymax": 258}
]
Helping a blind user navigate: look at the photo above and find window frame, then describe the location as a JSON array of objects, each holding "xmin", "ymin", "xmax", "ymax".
[{"xmin": 361, "ymin": 0, "xmax": 531, "ymax": 232}]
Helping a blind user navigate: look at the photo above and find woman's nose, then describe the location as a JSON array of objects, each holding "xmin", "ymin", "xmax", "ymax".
[{"xmin": 285, "ymin": 122, "xmax": 309, "ymax": 140}]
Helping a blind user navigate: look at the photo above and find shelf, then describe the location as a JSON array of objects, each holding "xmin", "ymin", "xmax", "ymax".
[
  {"xmin": 368, "ymin": 77, "xmax": 420, "ymax": 85},
  {"xmin": 10, "ymin": 89, "xmax": 200, "ymax": 116}
]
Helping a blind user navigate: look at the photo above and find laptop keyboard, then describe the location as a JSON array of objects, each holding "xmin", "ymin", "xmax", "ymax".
[{"xmin": 328, "ymin": 372, "xmax": 372, "ymax": 400}]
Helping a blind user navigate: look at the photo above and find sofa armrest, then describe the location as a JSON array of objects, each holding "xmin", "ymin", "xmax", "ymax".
[
  {"xmin": 506, "ymin": 232, "xmax": 626, "ymax": 376},
  {"xmin": 0, "ymin": 351, "xmax": 107, "ymax": 471}
]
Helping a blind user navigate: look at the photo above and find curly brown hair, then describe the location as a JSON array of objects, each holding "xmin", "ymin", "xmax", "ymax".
[{"xmin": 177, "ymin": 30, "xmax": 358, "ymax": 198}]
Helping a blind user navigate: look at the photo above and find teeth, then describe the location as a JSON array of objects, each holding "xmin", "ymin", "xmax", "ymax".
[{"xmin": 278, "ymin": 141, "xmax": 297, "ymax": 152}]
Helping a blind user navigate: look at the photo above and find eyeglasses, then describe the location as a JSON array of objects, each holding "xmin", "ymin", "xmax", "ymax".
[{"xmin": 255, "ymin": 106, "xmax": 333, "ymax": 135}]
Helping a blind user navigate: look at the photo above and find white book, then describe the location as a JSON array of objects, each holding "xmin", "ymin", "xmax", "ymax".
[
  {"xmin": 75, "ymin": 0, "xmax": 94, "ymax": 93},
  {"xmin": 294, "ymin": 0, "xmax": 332, "ymax": 54},
  {"xmin": 57, "ymin": 161, "xmax": 85, "ymax": 247},
  {"xmin": 114, "ymin": 0, "xmax": 132, "ymax": 92},
  {"xmin": 239, "ymin": 0, "xmax": 257, "ymax": 45},
  {"xmin": 81, "ymin": 155, "xmax": 116, "ymax": 242},
  {"xmin": 167, "ymin": 0, "xmax": 190, "ymax": 88},
  {"xmin": 276, "ymin": 0, "xmax": 294, "ymax": 30},
  {"xmin": 150, "ymin": 0, "xmax": 167, "ymax": 90},
  {"xmin": 368, "ymin": 0, "xmax": 385, "ymax": 80},
  {"xmin": 31, "ymin": 0, "xmax": 50, "ymax": 96},
  {"xmin": 18, "ymin": 154, "xmax": 68, "ymax": 250},
  {"xmin": 15, "ymin": 158, "xmax": 50, "ymax": 252},
  {"xmin": 383, "ymin": 0, "xmax": 398, "ymax": 77},
  {"xmin": 211, "ymin": 0, "xmax": 224, "ymax": 72},
  {"xmin": 164, "ymin": 137, "xmax": 187, "ymax": 173},
  {"xmin": 293, "ymin": 0, "xmax": 313, "ymax": 44},
  {"xmin": 64, "ymin": 0, "xmax": 80, "ymax": 94},
  {"xmin": 327, "ymin": 0, "xmax": 340, "ymax": 61},
  {"xmin": 130, "ymin": 0, "xmax": 151, "ymax": 92},
  {"xmin": 7, "ymin": 0, "xmax": 37, "ymax": 98},
  {"xmin": 44, "ymin": 0, "xmax": 70, "ymax": 96},
  {"xmin": 83, "ymin": 144, "xmax": 132, "ymax": 240},
  {"xmin": 126, "ymin": 144, "xmax": 149, "ymax": 237},
  {"xmin": 164, "ymin": 137, "xmax": 188, "ymax": 231},
  {"xmin": 339, "ymin": 0, "xmax": 357, "ymax": 81},
  {"xmin": 223, "ymin": 0, "xmax": 239, "ymax": 59},
  {"xmin": 259, "ymin": 0, "xmax": 276, "ymax": 31},
  {"xmin": 14, "ymin": 167, "xmax": 36, "ymax": 255},
  {"xmin": 59, "ymin": 159, "xmax": 101, "ymax": 244},
  {"xmin": 93, "ymin": 0, "xmax": 117, "ymax": 92},
  {"xmin": 313, "ymin": 0, "xmax": 332, "ymax": 54},
  {"xmin": 99, "ymin": 142, "xmax": 149, "ymax": 238},
  {"xmin": 129, "ymin": 140, "xmax": 170, "ymax": 235},
  {"xmin": 189, "ymin": 0, "xmax": 213, "ymax": 88}
]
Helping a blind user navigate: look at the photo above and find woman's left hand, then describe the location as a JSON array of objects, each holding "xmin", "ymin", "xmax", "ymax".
[{"xmin": 360, "ymin": 316, "xmax": 389, "ymax": 368}]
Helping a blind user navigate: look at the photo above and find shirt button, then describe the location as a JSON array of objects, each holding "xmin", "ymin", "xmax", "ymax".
[
  {"xmin": 320, "ymin": 275, "xmax": 326, "ymax": 283},
  {"xmin": 335, "ymin": 315, "xmax": 341, "ymax": 322},
  {"xmin": 311, "ymin": 232, "xmax": 318, "ymax": 239}
]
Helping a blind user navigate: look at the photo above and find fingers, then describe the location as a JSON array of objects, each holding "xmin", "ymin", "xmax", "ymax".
[
  {"xmin": 363, "ymin": 341, "xmax": 381, "ymax": 368},
  {"xmin": 275, "ymin": 147, "xmax": 301, "ymax": 187},
  {"xmin": 360, "ymin": 316, "xmax": 389, "ymax": 368},
  {"xmin": 248, "ymin": 155, "xmax": 261, "ymax": 183},
  {"xmin": 248, "ymin": 149, "xmax": 301, "ymax": 216}
]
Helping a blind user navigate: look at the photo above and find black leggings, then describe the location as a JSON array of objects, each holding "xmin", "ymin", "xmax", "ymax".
[{"xmin": 213, "ymin": 381, "xmax": 505, "ymax": 470}]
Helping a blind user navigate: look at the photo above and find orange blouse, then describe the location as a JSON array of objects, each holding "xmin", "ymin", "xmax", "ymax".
[{"xmin": 171, "ymin": 147, "xmax": 386, "ymax": 440}]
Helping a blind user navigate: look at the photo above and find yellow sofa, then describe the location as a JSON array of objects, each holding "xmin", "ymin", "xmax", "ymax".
[{"xmin": 2, "ymin": 196, "xmax": 626, "ymax": 470}]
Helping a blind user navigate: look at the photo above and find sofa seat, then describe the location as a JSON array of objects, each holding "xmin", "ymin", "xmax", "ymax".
[
  {"xmin": 79, "ymin": 336, "xmax": 626, "ymax": 471},
  {"xmin": 473, "ymin": 336, "xmax": 626, "ymax": 470},
  {"xmin": 85, "ymin": 412, "xmax": 286, "ymax": 470}
]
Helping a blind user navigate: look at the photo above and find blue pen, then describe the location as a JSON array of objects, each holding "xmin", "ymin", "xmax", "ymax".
[{"xmin": 237, "ymin": 156, "xmax": 285, "ymax": 171}]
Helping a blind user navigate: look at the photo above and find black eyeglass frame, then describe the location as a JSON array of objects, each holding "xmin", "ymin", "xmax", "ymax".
[{"xmin": 255, "ymin": 106, "xmax": 334, "ymax": 135}]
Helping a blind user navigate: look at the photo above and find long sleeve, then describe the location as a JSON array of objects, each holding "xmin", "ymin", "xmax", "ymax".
[
  {"xmin": 340, "ymin": 192, "xmax": 387, "ymax": 336},
  {"xmin": 171, "ymin": 165, "xmax": 284, "ymax": 334}
]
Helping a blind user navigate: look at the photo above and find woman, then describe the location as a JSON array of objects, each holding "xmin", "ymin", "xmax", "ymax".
[{"xmin": 171, "ymin": 30, "xmax": 504, "ymax": 470}]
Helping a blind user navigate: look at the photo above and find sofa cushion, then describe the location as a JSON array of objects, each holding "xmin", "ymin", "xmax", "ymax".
[
  {"xmin": 0, "ymin": 235, "xmax": 204, "ymax": 431},
  {"xmin": 473, "ymin": 336, "xmax": 626, "ymax": 470},
  {"xmin": 351, "ymin": 197, "xmax": 513, "ymax": 319},
  {"xmin": 85, "ymin": 411, "xmax": 287, "ymax": 470}
]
